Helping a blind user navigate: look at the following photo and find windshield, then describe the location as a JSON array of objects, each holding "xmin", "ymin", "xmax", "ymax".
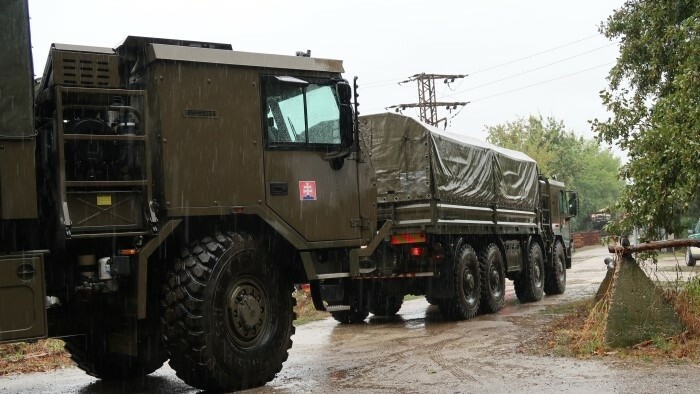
[{"xmin": 264, "ymin": 77, "xmax": 341, "ymax": 145}]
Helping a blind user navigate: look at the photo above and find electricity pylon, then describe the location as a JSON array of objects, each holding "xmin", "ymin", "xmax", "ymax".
[{"xmin": 387, "ymin": 73, "xmax": 469, "ymax": 128}]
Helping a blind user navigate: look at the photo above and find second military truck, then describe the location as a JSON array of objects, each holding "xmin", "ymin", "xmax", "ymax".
[{"xmin": 309, "ymin": 113, "xmax": 578, "ymax": 323}]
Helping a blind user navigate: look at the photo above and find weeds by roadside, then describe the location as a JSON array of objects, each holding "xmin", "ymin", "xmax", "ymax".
[
  {"xmin": 294, "ymin": 289, "xmax": 329, "ymax": 325},
  {"xmin": 533, "ymin": 275, "xmax": 700, "ymax": 360},
  {"xmin": 0, "ymin": 339, "xmax": 70, "ymax": 376}
]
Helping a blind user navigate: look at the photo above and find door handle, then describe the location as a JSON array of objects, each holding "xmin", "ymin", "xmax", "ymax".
[{"xmin": 270, "ymin": 182, "xmax": 288, "ymax": 196}]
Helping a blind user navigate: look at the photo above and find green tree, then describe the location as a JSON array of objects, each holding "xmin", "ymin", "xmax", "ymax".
[
  {"xmin": 592, "ymin": 0, "xmax": 700, "ymax": 238},
  {"xmin": 486, "ymin": 115, "xmax": 624, "ymax": 231}
]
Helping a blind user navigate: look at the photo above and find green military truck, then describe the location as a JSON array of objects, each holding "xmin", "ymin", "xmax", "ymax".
[
  {"xmin": 1, "ymin": 1, "xmax": 577, "ymax": 391},
  {"xmin": 312, "ymin": 113, "xmax": 578, "ymax": 323},
  {"xmin": 1, "ymin": 0, "xmax": 382, "ymax": 391}
]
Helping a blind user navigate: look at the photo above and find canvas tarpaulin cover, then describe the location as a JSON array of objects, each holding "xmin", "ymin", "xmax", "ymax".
[{"xmin": 360, "ymin": 113, "xmax": 538, "ymax": 210}]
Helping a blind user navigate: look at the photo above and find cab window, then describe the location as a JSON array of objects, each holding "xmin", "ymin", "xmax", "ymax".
[
  {"xmin": 263, "ymin": 76, "xmax": 341, "ymax": 147},
  {"xmin": 559, "ymin": 190, "xmax": 569, "ymax": 215}
]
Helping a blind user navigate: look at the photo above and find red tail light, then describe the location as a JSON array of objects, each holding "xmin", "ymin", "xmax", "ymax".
[
  {"xmin": 409, "ymin": 247, "xmax": 426, "ymax": 257},
  {"xmin": 391, "ymin": 233, "xmax": 427, "ymax": 245}
]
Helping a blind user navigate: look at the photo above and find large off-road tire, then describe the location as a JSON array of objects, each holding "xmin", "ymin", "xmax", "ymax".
[
  {"xmin": 370, "ymin": 295, "xmax": 403, "ymax": 316},
  {"xmin": 479, "ymin": 243, "xmax": 506, "ymax": 314},
  {"xmin": 64, "ymin": 318, "xmax": 165, "ymax": 380},
  {"xmin": 329, "ymin": 281, "xmax": 370, "ymax": 323},
  {"xmin": 330, "ymin": 296, "xmax": 370, "ymax": 323},
  {"xmin": 438, "ymin": 244, "xmax": 481, "ymax": 320},
  {"xmin": 161, "ymin": 232, "xmax": 295, "ymax": 392},
  {"xmin": 514, "ymin": 242, "xmax": 545, "ymax": 303},
  {"xmin": 686, "ymin": 247, "xmax": 697, "ymax": 267},
  {"xmin": 330, "ymin": 308, "xmax": 369, "ymax": 323},
  {"xmin": 544, "ymin": 240, "xmax": 567, "ymax": 295}
]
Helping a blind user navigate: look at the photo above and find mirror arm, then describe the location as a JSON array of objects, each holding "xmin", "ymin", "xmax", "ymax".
[{"xmin": 352, "ymin": 76, "xmax": 360, "ymax": 153}]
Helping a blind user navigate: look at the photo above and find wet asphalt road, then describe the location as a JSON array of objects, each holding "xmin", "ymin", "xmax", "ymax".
[{"xmin": 2, "ymin": 245, "xmax": 699, "ymax": 393}]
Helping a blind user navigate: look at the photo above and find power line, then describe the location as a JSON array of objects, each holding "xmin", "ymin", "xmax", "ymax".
[
  {"xmin": 361, "ymin": 33, "xmax": 604, "ymax": 90},
  {"xmin": 468, "ymin": 33, "xmax": 602, "ymax": 75},
  {"xmin": 362, "ymin": 80, "xmax": 409, "ymax": 89},
  {"xmin": 441, "ymin": 42, "xmax": 617, "ymax": 99},
  {"xmin": 363, "ymin": 61, "xmax": 615, "ymax": 113},
  {"xmin": 469, "ymin": 61, "xmax": 615, "ymax": 103}
]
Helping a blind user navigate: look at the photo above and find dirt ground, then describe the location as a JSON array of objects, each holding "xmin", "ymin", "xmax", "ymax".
[{"xmin": 1, "ymin": 245, "xmax": 699, "ymax": 393}]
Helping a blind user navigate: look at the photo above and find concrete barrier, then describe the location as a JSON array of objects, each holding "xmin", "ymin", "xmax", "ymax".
[{"xmin": 602, "ymin": 255, "xmax": 685, "ymax": 347}]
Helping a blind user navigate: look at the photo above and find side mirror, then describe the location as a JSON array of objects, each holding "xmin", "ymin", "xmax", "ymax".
[
  {"xmin": 339, "ymin": 104, "xmax": 354, "ymax": 148},
  {"xmin": 567, "ymin": 191, "xmax": 578, "ymax": 217},
  {"xmin": 336, "ymin": 81, "xmax": 352, "ymax": 105}
]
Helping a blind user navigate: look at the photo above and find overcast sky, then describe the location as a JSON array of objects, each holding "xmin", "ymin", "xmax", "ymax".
[{"xmin": 27, "ymin": 0, "xmax": 625, "ymax": 148}]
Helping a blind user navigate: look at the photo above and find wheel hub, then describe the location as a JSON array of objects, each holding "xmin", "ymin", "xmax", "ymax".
[
  {"xmin": 227, "ymin": 281, "xmax": 268, "ymax": 347},
  {"xmin": 463, "ymin": 270, "xmax": 475, "ymax": 292},
  {"xmin": 556, "ymin": 257, "xmax": 565, "ymax": 279},
  {"xmin": 490, "ymin": 268, "xmax": 499, "ymax": 290}
]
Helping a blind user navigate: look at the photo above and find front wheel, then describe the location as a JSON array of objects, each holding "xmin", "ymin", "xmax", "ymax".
[
  {"xmin": 544, "ymin": 240, "xmax": 567, "ymax": 295},
  {"xmin": 161, "ymin": 232, "xmax": 295, "ymax": 392},
  {"xmin": 370, "ymin": 294, "xmax": 403, "ymax": 317},
  {"xmin": 330, "ymin": 294, "xmax": 370, "ymax": 324},
  {"xmin": 330, "ymin": 307, "xmax": 369, "ymax": 323},
  {"xmin": 479, "ymin": 243, "xmax": 505, "ymax": 314},
  {"xmin": 686, "ymin": 247, "xmax": 697, "ymax": 267}
]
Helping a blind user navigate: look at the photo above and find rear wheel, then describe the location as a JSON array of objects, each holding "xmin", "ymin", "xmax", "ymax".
[
  {"xmin": 686, "ymin": 247, "xmax": 697, "ymax": 267},
  {"xmin": 330, "ymin": 291, "xmax": 370, "ymax": 323},
  {"xmin": 425, "ymin": 295, "xmax": 439, "ymax": 305},
  {"xmin": 161, "ymin": 232, "xmax": 295, "ymax": 392},
  {"xmin": 438, "ymin": 244, "xmax": 481, "ymax": 320},
  {"xmin": 479, "ymin": 244, "xmax": 505, "ymax": 314},
  {"xmin": 330, "ymin": 306, "xmax": 369, "ymax": 323},
  {"xmin": 544, "ymin": 240, "xmax": 567, "ymax": 295},
  {"xmin": 514, "ymin": 242, "xmax": 545, "ymax": 302},
  {"xmin": 330, "ymin": 281, "xmax": 369, "ymax": 323},
  {"xmin": 370, "ymin": 295, "xmax": 403, "ymax": 317}
]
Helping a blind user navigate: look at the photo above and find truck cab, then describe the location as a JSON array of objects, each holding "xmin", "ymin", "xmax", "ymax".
[
  {"xmin": 1, "ymin": 6, "xmax": 380, "ymax": 388},
  {"xmin": 546, "ymin": 179, "xmax": 578, "ymax": 263}
]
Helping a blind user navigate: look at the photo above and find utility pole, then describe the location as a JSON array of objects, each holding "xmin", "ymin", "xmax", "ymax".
[{"xmin": 387, "ymin": 73, "xmax": 469, "ymax": 128}]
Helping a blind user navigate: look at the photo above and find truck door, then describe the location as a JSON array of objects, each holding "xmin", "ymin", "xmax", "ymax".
[
  {"xmin": 261, "ymin": 76, "xmax": 361, "ymax": 242},
  {"xmin": 548, "ymin": 184, "xmax": 569, "ymax": 239},
  {"xmin": 557, "ymin": 189, "xmax": 572, "ymax": 242}
]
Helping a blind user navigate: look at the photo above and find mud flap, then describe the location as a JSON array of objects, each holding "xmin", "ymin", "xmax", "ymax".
[{"xmin": 427, "ymin": 259, "xmax": 454, "ymax": 299}]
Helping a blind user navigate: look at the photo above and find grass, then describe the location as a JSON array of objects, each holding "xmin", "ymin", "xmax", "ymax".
[
  {"xmin": 0, "ymin": 339, "xmax": 70, "ymax": 376},
  {"xmin": 293, "ymin": 289, "xmax": 330, "ymax": 325},
  {"xmin": 403, "ymin": 294, "xmax": 423, "ymax": 301}
]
